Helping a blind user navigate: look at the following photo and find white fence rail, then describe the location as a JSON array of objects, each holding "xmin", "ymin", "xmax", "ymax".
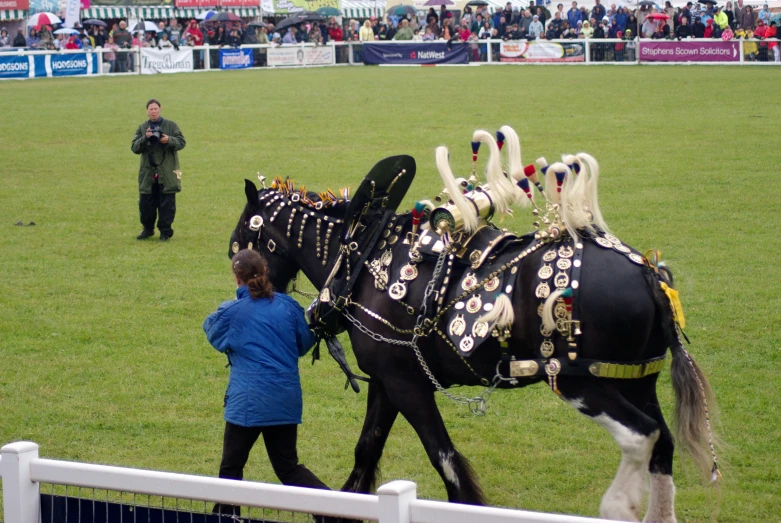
[{"xmin": 1, "ymin": 441, "xmax": 618, "ymax": 523}]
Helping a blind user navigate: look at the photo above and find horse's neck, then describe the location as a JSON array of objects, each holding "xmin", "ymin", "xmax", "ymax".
[{"xmin": 295, "ymin": 221, "xmax": 346, "ymax": 291}]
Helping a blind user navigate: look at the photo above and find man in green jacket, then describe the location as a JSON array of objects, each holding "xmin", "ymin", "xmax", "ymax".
[
  {"xmin": 131, "ymin": 99, "xmax": 186, "ymax": 241},
  {"xmin": 393, "ymin": 19, "xmax": 415, "ymax": 40}
]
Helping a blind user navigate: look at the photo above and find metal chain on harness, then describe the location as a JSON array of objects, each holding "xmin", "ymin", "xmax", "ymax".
[{"xmin": 290, "ymin": 278, "xmax": 319, "ymax": 299}]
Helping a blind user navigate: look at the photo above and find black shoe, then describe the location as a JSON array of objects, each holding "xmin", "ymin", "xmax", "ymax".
[
  {"xmin": 136, "ymin": 229, "xmax": 154, "ymax": 240},
  {"xmin": 159, "ymin": 235, "xmax": 170, "ymax": 242}
]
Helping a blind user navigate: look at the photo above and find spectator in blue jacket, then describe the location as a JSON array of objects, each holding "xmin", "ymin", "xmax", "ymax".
[
  {"xmin": 591, "ymin": 0, "xmax": 606, "ymax": 24},
  {"xmin": 204, "ymin": 248, "xmax": 330, "ymax": 517},
  {"xmin": 568, "ymin": 1, "xmax": 582, "ymax": 28}
]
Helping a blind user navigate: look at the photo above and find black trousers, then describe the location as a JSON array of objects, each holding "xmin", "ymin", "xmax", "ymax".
[
  {"xmin": 213, "ymin": 422, "xmax": 329, "ymax": 516},
  {"xmin": 139, "ymin": 183, "xmax": 176, "ymax": 237}
]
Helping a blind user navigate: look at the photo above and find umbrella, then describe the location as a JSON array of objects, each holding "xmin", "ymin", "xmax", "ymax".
[
  {"xmin": 83, "ymin": 19, "xmax": 108, "ymax": 27},
  {"xmin": 211, "ymin": 12, "xmax": 243, "ymax": 23},
  {"xmin": 699, "ymin": 0, "xmax": 717, "ymax": 4},
  {"xmin": 248, "ymin": 21, "xmax": 268, "ymax": 27},
  {"xmin": 130, "ymin": 21, "xmax": 159, "ymax": 33},
  {"xmin": 424, "ymin": 0, "xmax": 453, "ymax": 5},
  {"xmin": 465, "ymin": 0, "xmax": 489, "ymax": 6},
  {"xmin": 646, "ymin": 12, "xmax": 670, "ymax": 19},
  {"xmin": 275, "ymin": 15, "xmax": 306, "ymax": 31},
  {"xmin": 54, "ymin": 27, "xmax": 79, "ymax": 34},
  {"xmin": 637, "ymin": 0, "xmax": 656, "ymax": 6},
  {"xmin": 196, "ymin": 10, "xmax": 217, "ymax": 20},
  {"xmin": 316, "ymin": 7, "xmax": 341, "ymax": 17},
  {"xmin": 297, "ymin": 11, "xmax": 325, "ymax": 22},
  {"xmin": 27, "ymin": 12, "xmax": 62, "ymax": 26},
  {"xmin": 386, "ymin": 4, "xmax": 418, "ymax": 16}
]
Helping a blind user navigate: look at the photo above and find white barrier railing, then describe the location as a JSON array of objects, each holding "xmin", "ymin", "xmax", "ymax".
[{"xmin": 1, "ymin": 441, "xmax": 617, "ymax": 523}]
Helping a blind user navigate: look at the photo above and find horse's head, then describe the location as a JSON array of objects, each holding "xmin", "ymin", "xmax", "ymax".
[
  {"xmin": 229, "ymin": 179, "xmax": 349, "ymax": 294},
  {"xmin": 229, "ymin": 179, "xmax": 302, "ymax": 293}
]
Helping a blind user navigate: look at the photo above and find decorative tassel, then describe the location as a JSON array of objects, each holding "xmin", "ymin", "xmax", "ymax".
[
  {"xmin": 470, "ymin": 140, "xmax": 480, "ymax": 161},
  {"xmin": 554, "ymin": 169, "xmax": 566, "ymax": 193},
  {"xmin": 340, "ymin": 187, "xmax": 350, "ymax": 200},
  {"xmin": 516, "ymin": 177, "xmax": 533, "ymax": 201},
  {"xmin": 477, "ymin": 293, "xmax": 515, "ymax": 333},
  {"xmin": 524, "ymin": 164, "xmax": 544, "ymax": 194},
  {"xmin": 660, "ymin": 282, "xmax": 686, "ymax": 329},
  {"xmin": 495, "ymin": 130, "xmax": 505, "ymax": 151}
]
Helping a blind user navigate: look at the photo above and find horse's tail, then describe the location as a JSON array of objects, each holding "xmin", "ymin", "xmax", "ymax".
[{"xmin": 649, "ymin": 269, "xmax": 720, "ymax": 482}]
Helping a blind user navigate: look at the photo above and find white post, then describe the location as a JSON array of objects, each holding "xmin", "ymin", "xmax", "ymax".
[
  {"xmin": 486, "ymin": 38, "xmax": 492, "ymax": 63},
  {"xmin": 377, "ymin": 480, "xmax": 416, "ymax": 523},
  {"xmin": 1, "ymin": 441, "xmax": 40, "ymax": 523},
  {"xmin": 205, "ymin": 44, "xmax": 211, "ymax": 70},
  {"xmin": 739, "ymin": 39, "xmax": 744, "ymax": 63},
  {"xmin": 585, "ymin": 38, "xmax": 590, "ymax": 63}
]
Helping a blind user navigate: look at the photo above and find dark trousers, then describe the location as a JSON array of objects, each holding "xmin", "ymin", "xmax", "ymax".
[
  {"xmin": 139, "ymin": 183, "xmax": 176, "ymax": 237},
  {"xmin": 213, "ymin": 422, "xmax": 329, "ymax": 516}
]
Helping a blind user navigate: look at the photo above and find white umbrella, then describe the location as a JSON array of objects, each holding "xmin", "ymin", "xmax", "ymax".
[
  {"xmin": 54, "ymin": 28, "xmax": 79, "ymax": 34},
  {"xmin": 130, "ymin": 21, "xmax": 159, "ymax": 33},
  {"xmin": 196, "ymin": 10, "xmax": 217, "ymax": 20},
  {"xmin": 27, "ymin": 12, "xmax": 63, "ymax": 26}
]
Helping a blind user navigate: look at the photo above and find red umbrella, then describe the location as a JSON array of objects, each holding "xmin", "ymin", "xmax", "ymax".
[
  {"xmin": 27, "ymin": 12, "xmax": 62, "ymax": 26},
  {"xmin": 645, "ymin": 13, "xmax": 670, "ymax": 20}
]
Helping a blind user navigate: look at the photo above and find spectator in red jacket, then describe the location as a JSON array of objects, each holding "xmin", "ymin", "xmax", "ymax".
[
  {"xmin": 184, "ymin": 20, "xmax": 203, "ymax": 45},
  {"xmin": 768, "ymin": 21, "xmax": 779, "ymax": 62},
  {"xmin": 753, "ymin": 18, "xmax": 769, "ymax": 61},
  {"xmin": 328, "ymin": 21, "xmax": 343, "ymax": 41}
]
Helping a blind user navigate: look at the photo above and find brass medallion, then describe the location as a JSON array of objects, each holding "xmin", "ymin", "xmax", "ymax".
[
  {"xmin": 558, "ymin": 245, "xmax": 574, "ymax": 259},
  {"xmin": 383, "ymin": 229, "xmax": 391, "ymax": 238},
  {"xmin": 462, "ymin": 273, "xmax": 478, "ymax": 291},
  {"xmin": 538, "ymin": 264, "xmax": 554, "ymax": 280},
  {"xmin": 545, "ymin": 358, "xmax": 562, "ymax": 377},
  {"xmin": 603, "ymin": 233, "xmax": 621, "ymax": 245},
  {"xmin": 387, "ymin": 235, "xmax": 399, "ymax": 245},
  {"xmin": 628, "ymin": 253, "xmax": 645, "ymax": 265},
  {"xmin": 554, "ymin": 272, "xmax": 569, "ymax": 289},
  {"xmin": 613, "ymin": 244, "xmax": 631, "ymax": 254},
  {"xmin": 556, "ymin": 258, "xmax": 572, "ymax": 271},
  {"xmin": 535, "ymin": 282, "xmax": 550, "ymax": 299},
  {"xmin": 389, "ymin": 281, "xmax": 407, "ymax": 300},
  {"xmin": 378, "ymin": 240, "xmax": 387, "ymax": 250},
  {"xmin": 554, "ymin": 302, "xmax": 567, "ymax": 318},
  {"xmin": 540, "ymin": 323, "xmax": 553, "ymax": 337},
  {"xmin": 400, "ymin": 264, "xmax": 419, "ymax": 281},
  {"xmin": 484, "ymin": 276, "xmax": 500, "ymax": 292},
  {"xmin": 319, "ymin": 288, "xmax": 331, "ymax": 303},
  {"xmin": 231, "ymin": 241, "xmax": 239, "ymax": 254},
  {"xmin": 466, "ymin": 295, "xmax": 483, "ymax": 314},
  {"xmin": 472, "ymin": 321, "xmax": 490, "ymax": 338},
  {"xmin": 537, "ymin": 303, "xmax": 545, "ymax": 317},
  {"xmin": 459, "ymin": 335, "xmax": 475, "ymax": 353},
  {"xmin": 381, "ymin": 249, "xmax": 393, "ymax": 267},
  {"xmin": 469, "ymin": 250, "xmax": 482, "ymax": 267},
  {"xmin": 543, "ymin": 250, "xmax": 557, "ymax": 262},
  {"xmin": 595, "ymin": 237, "xmax": 613, "ymax": 249},
  {"xmin": 556, "ymin": 317, "xmax": 569, "ymax": 334},
  {"xmin": 449, "ymin": 314, "xmax": 466, "ymax": 337},
  {"xmin": 540, "ymin": 340, "xmax": 555, "ymax": 358}
]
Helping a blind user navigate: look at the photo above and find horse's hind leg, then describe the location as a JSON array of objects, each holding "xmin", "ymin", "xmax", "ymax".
[
  {"xmin": 341, "ymin": 381, "xmax": 399, "ymax": 494},
  {"xmin": 635, "ymin": 390, "xmax": 676, "ymax": 523},
  {"xmin": 560, "ymin": 379, "xmax": 660, "ymax": 522}
]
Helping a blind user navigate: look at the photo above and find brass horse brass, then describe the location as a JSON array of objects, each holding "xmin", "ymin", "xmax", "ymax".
[{"xmin": 510, "ymin": 360, "xmax": 540, "ymax": 377}]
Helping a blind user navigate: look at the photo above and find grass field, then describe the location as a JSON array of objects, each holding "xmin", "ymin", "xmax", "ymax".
[{"xmin": 1, "ymin": 66, "xmax": 780, "ymax": 522}]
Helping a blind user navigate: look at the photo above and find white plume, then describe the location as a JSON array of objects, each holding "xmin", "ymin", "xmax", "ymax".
[
  {"xmin": 576, "ymin": 152, "xmax": 610, "ymax": 233},
  {"xmin": 498, "ymin": 126, "xmax": 530, "ymax": 208},
  {"xmin": 435, "ymin": 146, "xmax": 479, "ymax": 234},
  {"xmin": 473, "ymin": 130, "xmax": 521, "ymax": 215}
]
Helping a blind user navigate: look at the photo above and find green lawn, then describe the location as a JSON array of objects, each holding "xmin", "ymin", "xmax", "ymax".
[{"xmin": 0, "ymin": 66, "xmax": 779, "ymax": 522}]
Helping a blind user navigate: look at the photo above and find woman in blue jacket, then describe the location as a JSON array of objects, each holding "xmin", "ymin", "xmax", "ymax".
[{"xmin": 204, "ymin": 249, "xmax": 330, "ymax": 515}]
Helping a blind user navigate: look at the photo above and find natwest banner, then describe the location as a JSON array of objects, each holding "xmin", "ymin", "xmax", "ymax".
[
  {"xmin": 0, "ymin": 0, "xmax": 29, "ymax": 9},
  {"xmin": 362, "ymin": 42, "xmax": 468, "ymax": 65},
  {"xmin": 500, "ymin": 41, "xmax": 585, "ymax": 62},
  {"xmin": 140, "ymin": 48, "xmax": 194, "ymax": 74},
  {"xmin": 640, "ymin": 41, "xmax": 740, "ymax": 62}
]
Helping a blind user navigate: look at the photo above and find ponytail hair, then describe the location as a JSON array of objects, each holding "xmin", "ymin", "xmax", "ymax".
[{"xmin": 231, "ymin": 249, "xmax": 274, "ymax": 299}]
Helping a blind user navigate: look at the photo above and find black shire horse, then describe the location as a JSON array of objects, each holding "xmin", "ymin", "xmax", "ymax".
[{"xmin": 228, "ymin": 177, "xmax": 717, "ymax": 523}]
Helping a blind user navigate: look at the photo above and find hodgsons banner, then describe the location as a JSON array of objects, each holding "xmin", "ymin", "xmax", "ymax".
[
  {"xmin": 0, "ymin": 55, "xmax": 34, "ymax": 79},
  {"xmin": 362, "ymin": 42, "xmax": 468, "ymax": 65},
  {"xmin": 220, "ymin": 48, "xmax": 253, "ymax": 69},
  {"xmin": 141, "ymin": 48, "xmax": 194, "ymax": 74},
  {"xmin": 500, "ymin": 41, "xmax": 585, "ymax": 62},
  {"xmin": 267, "ymin": 46, "xmax": 334, "ymax": 67}
]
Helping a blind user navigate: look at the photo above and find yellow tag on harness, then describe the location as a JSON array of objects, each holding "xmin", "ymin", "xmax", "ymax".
[{"xmin": 660, "ymin": 282, "xmax": 686, "ymax": 329}]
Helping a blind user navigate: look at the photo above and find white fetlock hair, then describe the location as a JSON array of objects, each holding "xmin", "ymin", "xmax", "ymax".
[
  {"xmin": 476, "ymin": 293, "xmax": 515, "ymax": 331},
  {"xmin": 576, "ymin": 152, "xmax": 610, "ymax": 233},
  {"xmin": 473, "ymin": 130, "xmax": 521, "ymax": 215},
  {"xmin": 498, "ymin": 125, "xmax": 530, "ymax": 208},
  {"xmin": 435, "ymin": 146, "xmax": 479, "ymax": 234}
]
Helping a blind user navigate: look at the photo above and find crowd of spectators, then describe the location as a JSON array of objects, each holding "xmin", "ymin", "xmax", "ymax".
[{"xmin": 1, "ymin": 0, "xmax": 778, "ymax": 66}]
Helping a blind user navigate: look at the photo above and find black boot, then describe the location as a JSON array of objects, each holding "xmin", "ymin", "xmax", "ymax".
[{"xmin": 136, "ymin": 229, "xmax": 154, "ymax": 240}]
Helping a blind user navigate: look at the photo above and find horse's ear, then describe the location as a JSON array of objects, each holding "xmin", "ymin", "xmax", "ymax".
[{"xmin": 244, "ymin": 179, "xmax": 259, "ymax": 208}]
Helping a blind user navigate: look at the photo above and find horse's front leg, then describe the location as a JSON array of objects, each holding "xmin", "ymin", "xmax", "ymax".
[
  {"xmin": 341, "ymin": 381, "xmax": 399, "ymax": 494},
  {"xmin": 382, "ymin": 377, "xmax": 486, "ymax": 505}
]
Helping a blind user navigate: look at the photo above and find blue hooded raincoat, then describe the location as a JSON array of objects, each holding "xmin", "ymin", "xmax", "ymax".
[{"xmin": 203, "ymin": 287, "xmax": 316, "ymax": 427}]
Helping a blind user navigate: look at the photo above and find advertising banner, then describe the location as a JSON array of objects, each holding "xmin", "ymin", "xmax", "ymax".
[
  {"xmin": 0, "ymin": 54, "xmax": 33, "ymax": 79},
  {"xmin": 0, "ymin": 0, "xmax": 29, "ymax": 10},
  {"xmin": 219, "ymin": 47, "xmax": 253, "ymax": 69},
  {"xmin": 639, "ymin": 41, "xmax": 740, "ymax": 62},
  {"xmin": 64, "ymin": 0, "xmax": 81, "ymax": 28},
  {"xmin": 269, "ymin": 0, "xmax": 337, "ymax": 15},
  {"xmin": 31, "ymin": 53, "xmax": 98, "ymax": 77},
  {"xmin": 267, "ymin": 45, "xmax": 334, "ymax": 66},
  {"xmin": 91, "ymin": 0, "xmax": 172, "ymax": 5},
  {"xmin": 140, "ymin": 47, "xmax": 194, "ymax": 74},
  {"xmin": 362, "ymin": 42, "xmax": 469, "ymax": 65},
  {"xmin": 500, "ymin": 41, "xmax": 585, "ymax": 62}
]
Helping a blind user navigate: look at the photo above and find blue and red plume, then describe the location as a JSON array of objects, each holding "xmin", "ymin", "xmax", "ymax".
[
  {"xmin": 516, "ymin": 177, "xmax": 533, "ymax": 201},
  {"xmin": 471, "ymin": 141, "xmax": 480, "ymax": 163},
  {"xmin": 495, "ymin": 131, "xmax": 505, "ymax": 151}
]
